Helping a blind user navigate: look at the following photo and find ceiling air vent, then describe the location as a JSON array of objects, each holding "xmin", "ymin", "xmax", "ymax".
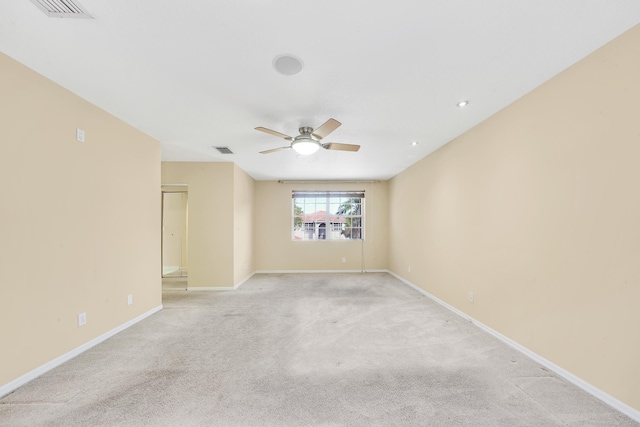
[
  {"xmin": 29, "ymin": 0, "xmax": 93, "ymax": 19},
  {"xmin": 214, "ymin": 147, "xmax": 234, "ymax": 154}
]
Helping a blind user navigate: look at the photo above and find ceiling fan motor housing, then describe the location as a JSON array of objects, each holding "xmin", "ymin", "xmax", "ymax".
[{"xmin": 299, "ymin": 126, "xmax": 314, "ymax": 136}]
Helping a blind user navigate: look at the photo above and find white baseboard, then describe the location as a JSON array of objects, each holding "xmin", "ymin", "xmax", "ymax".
[
  {"xmin": 233, "ymin": 271, "xmax": 255, "ymax": 290},
  {"xmin": 187, "ymin": 272, "xmax": 256, "ymax": 291},
  {"xmin": 186, "ymin": 271, "xmax": 391, "ymax": 290},
  {"xmin": 387, "ymin": 271, "xmax": 472, "ymax": 321},
  {"xmin": 387, "ymin": 270, "xmax": 640, "ymax": 423},
  {"xmin": 0, "ymin": 305, "xmax": 163, "ymax": 399},
  {"xmin": 254, "ymin": 269, "xmax": 384, "ymax": 274}
]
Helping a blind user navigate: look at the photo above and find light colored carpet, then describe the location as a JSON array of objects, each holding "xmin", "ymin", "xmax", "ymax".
[{"xmin": 0, "ymin": 273, "xmax": 636, "ymax": 426}]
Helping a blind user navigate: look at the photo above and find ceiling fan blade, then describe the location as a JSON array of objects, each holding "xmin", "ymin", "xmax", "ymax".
[
  {"xmin": 255, "ymin": 127, "xmax": 293, "ymax": 140},
  {"xmin": 260, "ymin": 146, "xmax": 291, "ymax": 154},
  {"xmin": 322, "ymin": 142, "xmax": 360, "ymax": 152},
  {"xmin": 311, "ymin": 118, "xmax": 341, "ymax": 139}
]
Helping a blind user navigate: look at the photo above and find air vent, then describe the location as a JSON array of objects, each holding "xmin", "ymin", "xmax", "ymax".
[
  {"xmin": 214, "ymin": 146, "xmax": 234, "ymax": 154},
  {"xmin": 29, "ymin": 0, "xmax": 93, "ymax": 18}
]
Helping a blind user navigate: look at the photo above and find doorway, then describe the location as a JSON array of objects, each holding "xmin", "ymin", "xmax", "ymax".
[{"xmin": 162, "ymin": 191, "xmax": 188, "ymax": 285}]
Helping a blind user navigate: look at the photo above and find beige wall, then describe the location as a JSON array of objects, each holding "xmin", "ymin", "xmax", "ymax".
[
  {"xmin": 0, "ymin": 53, "xmax": 161, "ymax": 386},
  {"xmin": 233, "ymin": 165, "xmax": 255, "ymax": 284},
  {"xmin": 388, "ymin": 25, "xmax": 640, "ymax": 411},
  {"xmin": 162, "ymin": 162, "xmax": 235, "ymax": 288},
  {"xmin": 254, "ymin": 181, "xmax": 388, "ymax": 271}
]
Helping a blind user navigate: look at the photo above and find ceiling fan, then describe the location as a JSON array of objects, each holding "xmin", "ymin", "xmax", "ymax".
[{"xmin": 255, "ymin": 118, "xmax": 360, "ymax": 155}]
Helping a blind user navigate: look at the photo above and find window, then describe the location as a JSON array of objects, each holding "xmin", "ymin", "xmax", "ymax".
[{"xmin": 292, "ymin": 191, "xmax": 364, "ymax": 241}]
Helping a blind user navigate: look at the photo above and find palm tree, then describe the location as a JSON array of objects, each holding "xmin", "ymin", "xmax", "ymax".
[{"xmin": 335, "ymin": 198, "xmax": 362, "ymax": 239}]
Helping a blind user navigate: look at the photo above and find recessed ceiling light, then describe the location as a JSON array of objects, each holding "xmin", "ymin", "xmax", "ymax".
[
  {"xmin": 457, "ymin": 100, "xmax": 469, "ymax": 107},
  {"xmin": 410, "ymin": 141, "xmax": 419, "ymax": 146},
  {"xmin": 273, "ymin": 55, "xmax": 304, "ymax": 76}
]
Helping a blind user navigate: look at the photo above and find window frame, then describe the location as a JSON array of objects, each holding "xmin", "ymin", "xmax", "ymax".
[{"xmin": 291, "ymin": 190, "xmax": 365, "ymax": 241}]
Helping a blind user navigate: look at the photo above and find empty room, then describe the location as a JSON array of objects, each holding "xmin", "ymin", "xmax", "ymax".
[{"xmin": 1, "ymin": 1, "xmax": 639, "ymax": 425}]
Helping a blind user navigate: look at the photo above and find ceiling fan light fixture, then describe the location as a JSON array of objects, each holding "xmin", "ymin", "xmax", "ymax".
[{"xmin": 291, "ymin": 138, "xmax": 320, "ymax": 155}]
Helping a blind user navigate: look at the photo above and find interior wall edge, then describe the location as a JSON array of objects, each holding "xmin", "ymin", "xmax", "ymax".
[
  {"xmin": 387, "ymin": 270, "xmax": 640, "ymax": 423},
  {"xmin": 0, "ymin": 305, "xmax": 163, "ymax": 400},
  {"xmin": 234, "ymin": 271, "xmax": 256, "ymax": 290}
]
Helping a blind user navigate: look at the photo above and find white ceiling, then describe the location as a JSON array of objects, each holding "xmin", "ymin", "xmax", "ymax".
[{"xmin": 2, "ymin": 1, "xmax": 639, "ymax": 181}]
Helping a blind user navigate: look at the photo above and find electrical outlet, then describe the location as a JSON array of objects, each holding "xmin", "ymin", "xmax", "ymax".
[
  {"xmin": 341, "ymin": 257, "xmax": 346, "ymax": 263},
  {"xmin": 78, "ymin": 312, "xmax": 87, "ymax": 327},
  {"xmin": 468, "ymin": 293, "xmax": 474, "ymax": 303},
  {"xmin": 76, "ymin": 128, "xmax": 85, "ymax": 142},
  {"xmin": 408, "ymin": 266, "xmax": 411, "ymax": 273},
  {"xmin": 127, "ymin": 295, "xmax": 133, "ymax": 305}
]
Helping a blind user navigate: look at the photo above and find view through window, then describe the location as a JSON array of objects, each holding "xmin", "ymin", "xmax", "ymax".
[{"xmin": 292, "ymin": 191, "xmax": 364, "ymax": 241}]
